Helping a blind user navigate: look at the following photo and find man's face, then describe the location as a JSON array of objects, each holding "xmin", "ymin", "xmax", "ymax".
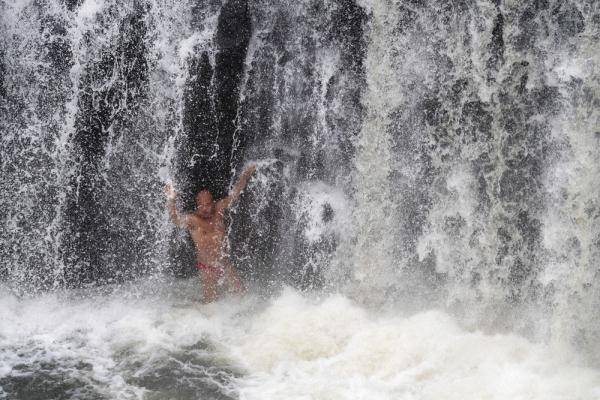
[{"xmin": 195, "ymin": 190, "xmax": 214, "ymax": 219}]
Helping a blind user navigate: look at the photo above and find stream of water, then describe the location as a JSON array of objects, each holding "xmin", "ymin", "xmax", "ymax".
[{"xmin": 1, "ymin": 0, "xmax": 600, "ymax": 398}]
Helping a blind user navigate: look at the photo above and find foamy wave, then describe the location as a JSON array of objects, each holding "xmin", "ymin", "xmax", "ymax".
[
  {"xmin": 233, "ymin": 289, "xmax": 600, "ymax": 400},
  {"xmin": 1, "ymin": 283, "xmax": 599, "ymax": 399}
]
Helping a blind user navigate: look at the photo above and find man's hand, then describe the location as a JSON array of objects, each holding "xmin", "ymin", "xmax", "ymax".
[
  {"xmin": 243, "ymin": 163, "xmax": 257, "ymax": 177},
  {"xmin": 165, "ymin": 183, "xmax": 176, "ymax": 200},
  {"xmin": 165, "ymin": 183, "xmax": 189, "ymax": 228},
  {"xmin": 219, "ymin": 163, "xmax": 258, "ymax": 210}
]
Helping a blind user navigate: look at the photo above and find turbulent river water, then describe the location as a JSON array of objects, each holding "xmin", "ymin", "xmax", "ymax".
[
  {"xmin": 2, "ymin": 279, "xmax": 600, "ymax": 399},
  {"xmin": 1, "ymin": 0, "xmax": 600, "ymax": 398}
]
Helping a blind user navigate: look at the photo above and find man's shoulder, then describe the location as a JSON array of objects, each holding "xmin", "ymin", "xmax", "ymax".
[
  {"xmin": 214, "ymin": 198, "xmax": 229, "ymax": 213},
  {"xmin": 182, "ymin": 212, "xmax": 201, "ymax": 227}
]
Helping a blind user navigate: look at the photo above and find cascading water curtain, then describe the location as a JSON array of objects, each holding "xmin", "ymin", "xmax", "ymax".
[
  {"xmin": 1, "ymin": 0, "xmax": 600, "ymax": 363},
  {"xmin": 1, "ymin": 0, "xmax": 195, "ymax": 291},
  {"xmin": 0, "ymin": 0, "xmax": 365, "ymax": 291},
  {"xmin": 340, "ymin": 0, "xmax": 600, "ymax": 361}
]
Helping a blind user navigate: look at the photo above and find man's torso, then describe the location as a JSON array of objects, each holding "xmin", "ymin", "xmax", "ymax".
[{"xmin": 188, "ymin": 210, "xmax": 227, "ymax": 265}]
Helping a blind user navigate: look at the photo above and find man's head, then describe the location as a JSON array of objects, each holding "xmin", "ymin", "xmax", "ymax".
[{"xmin": 195, "ymin": 189, "xmax": 214, "ymax": 219}]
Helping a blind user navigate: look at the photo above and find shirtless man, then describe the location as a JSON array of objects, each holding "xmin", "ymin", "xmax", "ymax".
[{"xmin": 165, "ymin": 164, "xmax": 256, "ymax": 303}]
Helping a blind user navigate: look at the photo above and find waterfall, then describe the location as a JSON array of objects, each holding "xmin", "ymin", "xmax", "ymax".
[{"xmin": 1, "ymin": 0, "xmax": 600, "ymax": 381}]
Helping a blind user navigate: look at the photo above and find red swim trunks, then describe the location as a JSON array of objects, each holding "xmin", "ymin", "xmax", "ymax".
[{"xmin": 196, "ymin": 262, "xmax": 224, "ymax": 276}]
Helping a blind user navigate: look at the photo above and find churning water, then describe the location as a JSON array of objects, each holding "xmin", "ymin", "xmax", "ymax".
[
  {"xmin": 1, "ymin": 0, "xmax": 600, "ymax": 398},
  {"xmin": 1, "ymin": 281, "xmax": 600, "ymax": 399}
]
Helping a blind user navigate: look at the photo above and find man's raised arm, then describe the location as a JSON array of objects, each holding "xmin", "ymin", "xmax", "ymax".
[
  {"xmin": 220, "ymin": 164, "xmax": 256, "ymax": 210},
  {"xmin": 165, "ymin": 183, "xmax": 188, "ymax": 228}
]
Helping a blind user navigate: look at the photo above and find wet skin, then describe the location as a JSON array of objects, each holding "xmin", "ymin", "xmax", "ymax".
[{"xmin": 166, "ymin": 165, "xmax": 256, "ymax": 302}]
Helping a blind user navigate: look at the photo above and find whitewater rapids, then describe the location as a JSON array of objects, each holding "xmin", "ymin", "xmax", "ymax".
[{"xmin": 1, "ymin": 278, "xmax": 599, "ymax": 400}]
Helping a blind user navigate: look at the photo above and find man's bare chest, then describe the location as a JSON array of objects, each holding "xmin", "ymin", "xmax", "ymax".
[{"xmin": 191, "ymin": 219, "xmax": 225, "ymax": 239}]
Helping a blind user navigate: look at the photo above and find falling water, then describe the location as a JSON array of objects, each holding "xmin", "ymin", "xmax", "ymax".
[{"xmin": 1, "ymin": 0, "xmax": 600, "ymax": 398}]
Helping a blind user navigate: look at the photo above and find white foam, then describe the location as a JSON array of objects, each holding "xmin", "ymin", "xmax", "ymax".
[
  {"xmin": 231, "ymin": 289, "xmax": 600, "ymax": 400},
  {"xmin": 295, "ymin": 182, "xmax": 348, "ymax": 243},
  {"xmin": 78, "ymin": 0, "xmax": 104, "ymax": 21},
  {"xmin": 2, "ymin": 283, "xmax": 598, "ymax": 399}
]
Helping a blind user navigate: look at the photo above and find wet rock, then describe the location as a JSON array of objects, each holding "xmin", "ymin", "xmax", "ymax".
[
  {"xmin": 487, "ymin": 12, "xmax": 504, "ymax": 75},
  {"xmin": 530, "ymin": 85, "xmax": 561, "ymax": 113},
  {"xmin": 459, "ymin": 101, "xmax": 493, "ymax": 143},
  {"xmin": 516, "ymin": 210, "xmax": 541, "ymax": 251},
  {"xmin": 592, "ymin": 13, "xmax": 600, "ymax": 39},
  {"xmin": 63, "ymin": 0, "xmax": 82, "ymax": 11},
  {"xmin": 215, "ymin": 0, "xmax": 251, "ymax": 50},
  {"xmin": 507, "ymin": 257, "xmax": 533, "ymax": 301},
  {"xmin": 475, "ymin": 173, "xmax": 492, "ymax": 212},
  {"xmin": 331, "ymin": 0, "xmax": 366, "ymax": 73},
  {"xmin": 498, "ymin": 169, "xmax": 535, "ymax": 204},
  {"xmin": 516, "ymin": 6, "xmax": 541, "ymax": 50},
  {"xmin": 213, "ymin": 0, "xmax": 252, "ymax": 193},
  {"xmin": 566, "ymin": 236, "xmax": 582, "ymax": 259},
  {"xmin": 553, "ymin": 2, "xmax": 585, "ymax": 37},
  {"xmin": 0, "ymin": 48, "xmax": 5, "ymax": 100},
  {"xmin": 443, "ymin": 214, "xmax": 466, "ymax": 237},
  {"xmin": 450, "ymin": 78, "xmax": 469, "ymax": 101},
  {"xmin": 421, "ymin": 97, "xmax": 448, "ymax": 126},
  {"xmin": 41, "ymin": 16, "xmax": 71, "ymax": 74},
  {"xmin": 63, "ymin": 8, "xmax": 149, "ymax": 286},
  {"xmin": 395, "ymin": 4, "xmax": 418, "ymax": 35},
  {"xmin": 179, "ymin": 52, "xmax": 217, "ymax": 204},
  {"xmin": 322, "ymin": 202, "xmax": 334, "ymax": 223}
]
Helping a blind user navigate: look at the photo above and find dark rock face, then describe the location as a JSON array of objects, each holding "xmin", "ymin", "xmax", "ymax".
[
  {"xmin": 63, "ymin": 0, "xmax": 82, "ymax": 11},
  {"xmin": 42, "ymin": 15, "xmax": 72, "ymax": 75},
  {"xmin": 553, "ymin": 2, "xmax": 585, "ymax": 37},
  {"xmin": 0, "ymin": 48, "xmax": 5, "ymax": 100},
  {"xmin": 177, "ymin": 52, "xmax": 218, "ymax": 207},
  {"xmin": 176, "ymin": 0, "xmax": 251, "ymax": 205},
  {"xmin": 487, "ymin": 12, "xmax": 505, "ymax": 78},
  {"xmin": 62, "ymin": 8, "xmax": 149, "ymax": 285},
  {"xmin": 331, "ymin": 0, "xmax": 366, "ymax": 74},
  {"xmin": 227, "ymin": 0, "xmax": 367, "ymax": 288},
  {"xmin": 0, "ymin": 3, "xmax": 77, "ymax": 290},
  {"xmin": 213, "ymin": 0, "xmax": 252, "ymax": 194},
  {"xmin": 459, "ymin": 101, "xmax": 493, "ymax": 144}
]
